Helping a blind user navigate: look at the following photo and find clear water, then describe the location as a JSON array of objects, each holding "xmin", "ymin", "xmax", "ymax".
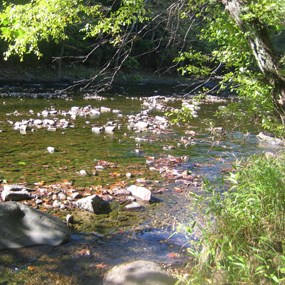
[{"xmin": 0, "ymin": 84, "xmax": 271, "ymax": 284}]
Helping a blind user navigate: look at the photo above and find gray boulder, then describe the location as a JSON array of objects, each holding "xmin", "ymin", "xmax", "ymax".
[
  {"xmin": 0, "ymin": 202, "xmax": 71, "ymax": 249},
  {"xmin": 75, "ymin": 194, "xmax": 106, "ymax": 213},
  {"xmin": 103, "ymin": 260, "xmax": 177, "ymax": 285}
]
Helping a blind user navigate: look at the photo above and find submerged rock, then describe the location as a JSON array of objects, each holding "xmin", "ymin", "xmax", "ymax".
[
  {"xmin": 103, "ymin": 260, "xmax": 177, "ymax": 285},
  {"xmin": 0, "ymin": 201, "xmax": 71, "ymax": 249}
]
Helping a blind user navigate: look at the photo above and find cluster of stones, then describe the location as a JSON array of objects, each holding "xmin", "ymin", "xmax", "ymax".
[
  {"xmin": 146, "ymin": 155, "xmax": 202, "ymax": 187},
  {"xmin": 9, "ymin": 105, "xmax": 122, "ymax": 134},
  {"xmin": 7, "ymin": 96, "xmax": 205, "ymax": 146},
  {"xmin": 0, "ymin": 181, "xmax": 154, "ymax": 213},
  {"xmin": 127, "ymin": 112, "xmax": 169, "ymax": 134}
]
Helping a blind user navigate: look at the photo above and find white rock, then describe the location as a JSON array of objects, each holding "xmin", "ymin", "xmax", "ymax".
[
  {"xmin": 257, "ymin": 132, "xmax": 285, "ymax": 146},
  {"xmin": 43, "ymin": 119, "xmax": 55, "ymax": 126},
  {"xmin": 127, "ymin": 185, "xmax": 152, "ymax": 201},
  {"xmin": 78, "ymin": 170, "xmax": 87, "ymax": 176},
  {"xmin": 34, "ymin": 119, "xmax": 43, "ymax": 125},
  {"xmin": 89, "ymin": 109, "xmax": 101, "ymax": 118},
  {"xmin": 47, "ymin": 127, "xmax": 57, "ymax": 132},
  {"xmin": 52, "ymin": 200, "xmax": 61, "ymax": 208},
  {"xmin": 105, "ymin": 125, "xmax": 116, "ymax": 133},
  {"xmin": 47, "ymin": 146, "xmax": 55, "ymax": 153},
  {"xmin": 92, "ymin": 126, "xmax": 104, "ymax": 133},
  {"xmin": 58, "ymin": 192, "xmax": 67, "ymax": 200},
  {"xmin": 42, "ymin": 110, "xmax": 49, "ymax": 117},
  {"xmin": 126, "ymin": 173, "xmax": 133, "ymax": 179},
  {"xmin": 135, "ymin": 121, "xmax": 149, "ymax": 131},
  {"xmin": 101, "ymin": 106, "xmax": 111, "ymax": 113}
]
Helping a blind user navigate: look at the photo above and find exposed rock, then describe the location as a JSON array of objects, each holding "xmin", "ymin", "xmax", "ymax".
[
  {"xmin": 47, "ymin": 146, "xmax": 55, "ymax": 153},
  {"xmin": 127, "ymin": 185, "xmax": 152, "ymax": 201},
  {"xmin": 103, "ymin": 260, "xmax": 177, "ymax": 285},
  {"xmin": 0, "ymin": 201, "xmax": 71, "ymax": 249},
  {"xmin": 92, "ymin": 126, "xmax": 104, "ymax": 133},
  {"xmin": 1, "ymin": 184, "xmax": 33, "ymax": 201},
  {"xmin": 78, "ymin": 170, "xmax": 87, "ymax": 176},
  {"xmin": 257, "ymin": 132, "xmax": 285, "ymax": 146},
  {"xmin": 135, "ymin": 121, "xmax": 149, "ymax": 131},
  {"xmin": 75, "ymin": 195, "xmax": 106, "ymax": 213},
  {"xmin": 126, "ymin": 172, "xmax": 133, "ymax": 179},
  {"xmin": 105, "ymin": 125, "xmax": 117, "ymax": 134},
  {"xmin": 101, "ymin": 106, "xmax": 111, "ymax": 113},
  {"xmin": 114, "ymin": 189, "xmax": 131, "ymax": 196}
]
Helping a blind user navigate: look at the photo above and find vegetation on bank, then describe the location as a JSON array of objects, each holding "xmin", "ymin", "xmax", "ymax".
[{"xmin": 177, "ymin": 152, "xmax": 285, "ymax": 284}]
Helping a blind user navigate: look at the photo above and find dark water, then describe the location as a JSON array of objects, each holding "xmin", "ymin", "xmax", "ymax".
[{"xmin": 0, "ymin": 85, "xmax": 271, "ymax": 284}]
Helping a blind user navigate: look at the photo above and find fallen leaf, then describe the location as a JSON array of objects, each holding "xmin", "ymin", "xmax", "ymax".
[
  {"xmin": 167, "ymin": 252, "xmax": 180, "ymax": 258},
  {"xmin": 95, "ymin": 263, "xmax": 108, "ymax": 269}
]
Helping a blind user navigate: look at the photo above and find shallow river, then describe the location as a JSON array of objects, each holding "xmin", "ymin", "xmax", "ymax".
[{"xmin": 0, "ymin": 83, "xmax": 272, "ymax": 284}]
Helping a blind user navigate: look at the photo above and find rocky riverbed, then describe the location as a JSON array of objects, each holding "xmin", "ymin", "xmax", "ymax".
[{"xmin": 0, "ymin": 85, "xmax": 271, "ymax": 284}]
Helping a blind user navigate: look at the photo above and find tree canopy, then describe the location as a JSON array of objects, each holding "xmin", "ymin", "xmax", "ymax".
[{"xmin": 0, "ymin": 0, "xmax": 285, "ymax": 134}]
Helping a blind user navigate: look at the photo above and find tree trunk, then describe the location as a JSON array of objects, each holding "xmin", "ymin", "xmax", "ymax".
[{"xmin": 221, "ymin": 0, "xmax": 285, "ymax": 124}]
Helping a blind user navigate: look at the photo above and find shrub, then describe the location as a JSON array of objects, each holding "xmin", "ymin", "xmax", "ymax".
[{"xmin": 185, "ymin": 153, "xmax": 285, "ymax": 284}]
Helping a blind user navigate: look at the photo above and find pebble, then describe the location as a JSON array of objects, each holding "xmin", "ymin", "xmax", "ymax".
[{"xmin": 47, "ymin": 146, "xmax": 55, "ymax": 153}]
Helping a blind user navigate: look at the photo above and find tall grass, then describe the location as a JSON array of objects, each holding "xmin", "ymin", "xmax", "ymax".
[{"xmin": 183, "ymin": 153, "xmax": 285, "ymax": 284}]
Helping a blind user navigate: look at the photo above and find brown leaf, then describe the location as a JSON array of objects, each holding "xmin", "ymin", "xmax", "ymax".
[
  {"xmin": 167, "ymin": 252, "xmax": 180, "ymax": 258},
  {"xmin": 95, "ymin": 263, "xmax": 108, "ymax": 269}
]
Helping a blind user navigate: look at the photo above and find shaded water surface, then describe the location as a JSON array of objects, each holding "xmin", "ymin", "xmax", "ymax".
[{"xmin": 0, "ymin": 84, "xmax": 268, "ymax": 284}]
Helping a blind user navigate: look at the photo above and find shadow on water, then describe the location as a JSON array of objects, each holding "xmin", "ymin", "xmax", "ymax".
[{"xmin": 0, "ymin": 227, "xmax": 190, "ymax": 285}]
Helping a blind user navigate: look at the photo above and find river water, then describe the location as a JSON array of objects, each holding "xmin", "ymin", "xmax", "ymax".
[{"xmin": 0, "ymin": 83, "xmax": 272, "ymax": 284}]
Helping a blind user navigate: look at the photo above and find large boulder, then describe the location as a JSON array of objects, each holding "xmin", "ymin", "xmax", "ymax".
[
  {"xmin": 103, "ymin": 260, "xmax": 177, "ymax": 285},
  {"xmin": 0, "ymin": 202, "xmax": 71, "ymax": 250}
]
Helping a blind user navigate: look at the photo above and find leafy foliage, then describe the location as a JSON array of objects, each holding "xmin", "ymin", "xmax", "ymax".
[
  {"xmin": 0, "ymin": 0, "xmax": 147, "ymax": 60},
  {"xmin": 185, "ymin": 154, "xmax": 285, "ymax": 284},
  {"xmin": 0, "ymin": 0, "xmax": 100, "ymax": 60},
  {"xmin": 175, "ymin": 0, "xmax": 285, "ymax": 135}
]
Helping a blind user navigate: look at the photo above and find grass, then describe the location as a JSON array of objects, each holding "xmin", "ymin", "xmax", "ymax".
[{"xmin": 182, "ymin": 152, "xmax": 285, "ymax": 284}]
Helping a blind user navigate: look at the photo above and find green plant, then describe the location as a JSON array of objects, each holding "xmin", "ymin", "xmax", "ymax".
[
  {"xmin": 165, "ymin": 106, "xmax": 194, "ymax": 124},
  {"xmin": 183, "ymin": 153, "xmax": 285, "ymax": 284}
]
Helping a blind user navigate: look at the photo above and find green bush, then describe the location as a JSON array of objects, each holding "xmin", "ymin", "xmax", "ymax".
[{"xmin": 185, "ymin": 153, "xmax": 285, "ymax": 284}]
